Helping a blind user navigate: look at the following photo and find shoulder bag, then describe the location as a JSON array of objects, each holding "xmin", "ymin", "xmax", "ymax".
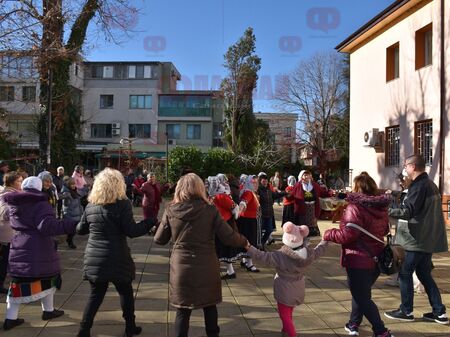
[{"xmin": 346, "ymin": 222, "xmax": 405, "ymax": 275}]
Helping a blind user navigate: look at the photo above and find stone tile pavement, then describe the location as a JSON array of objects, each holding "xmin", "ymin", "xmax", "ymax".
[{"xmin": 1, "ymin": 203, "xmax": 450, "ymax": 337}]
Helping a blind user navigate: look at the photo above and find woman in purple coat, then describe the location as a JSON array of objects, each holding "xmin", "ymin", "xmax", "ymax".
[{"xmin": 1, "ymin": 176, "xmax": 77, "ymax": 331}]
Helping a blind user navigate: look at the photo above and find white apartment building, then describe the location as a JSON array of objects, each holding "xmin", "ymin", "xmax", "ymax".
[{"xmin": 337, "ymin": 0, "xmax": 449, "ymax": 223}]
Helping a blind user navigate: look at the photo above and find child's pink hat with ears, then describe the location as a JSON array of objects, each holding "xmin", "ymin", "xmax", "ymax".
[{"xmin": 282, "ymin": 222, "xmax": 309, "ymax": 249}]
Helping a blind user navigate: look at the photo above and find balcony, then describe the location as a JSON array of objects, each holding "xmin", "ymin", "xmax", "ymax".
[{"xmin": 158, "ymin": 95, "xmax": 212, "ymax": 117}]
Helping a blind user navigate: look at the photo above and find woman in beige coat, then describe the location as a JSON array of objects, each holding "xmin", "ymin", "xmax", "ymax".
[{"xmin": 154, "ymin": 173, "xmax": 247, "ymax": 337}]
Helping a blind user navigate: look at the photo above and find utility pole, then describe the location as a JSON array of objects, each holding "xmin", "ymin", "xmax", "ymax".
[{"xmin": 46, "ymin": 68, "xmax": 53, "ymax": 166}]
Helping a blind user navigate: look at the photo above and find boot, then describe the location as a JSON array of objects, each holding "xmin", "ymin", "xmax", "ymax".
[
  {"xmin": 76, "ymin": 328, "xmax": 91, "ymax": 337},
  {"xmin": 77, "ymin": 321, "xmax": 92, "ymax": 337},
  {"xmin": 125, "ymin": 317, "xmax": 142, "ymax": 337},
  {"xmin": 3, "ymin": 318, "xmax": 25, "ymax": 331}
]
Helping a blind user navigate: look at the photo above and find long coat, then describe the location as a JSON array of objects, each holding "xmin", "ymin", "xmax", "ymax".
[
  {"xmin": 154, "ymin": 199, "xmax": 247, "ymax": 309},
  {"xmin": 77, "ymin": 199, "xmax": 152, "ymax": 283},
  {"xmin": 60, "ymin": 185, "xmax": 83, "ymax": 221},
  {"xmin": 2, "ymin": 189, "xmax": 77, "ymax": 278},
  {"xmin": 247, "ymin": 242, "xmax": 328, "ymax": 306},
  {"xmin": 323, "ymin": 193, "xmax": 390, "ymax": 269}
]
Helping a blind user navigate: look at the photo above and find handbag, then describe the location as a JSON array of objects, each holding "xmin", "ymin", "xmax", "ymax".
[{"xmin": 346, "ymin": 223, "xmax": 405, "ymax": 275}]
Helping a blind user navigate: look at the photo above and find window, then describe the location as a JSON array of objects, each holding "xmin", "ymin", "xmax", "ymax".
[
  {"xmin": 90, "ymin": 66, "xmax": 103, "ymax": 78},
  {"xmin": 129, "ymin": 95, "xmax": 152, "ymax": 109},
  {"xmin": 129, "ymin": 124, "xmax": 151, "ymax": 138},
  {"xmin": 128, "ymin": 65, "xmax": 136, "ymax": 78},
  {"xmin": 186, "ymin": 124, "xmax": 201, "ymax": 139},
  {"xmin": 22, "ymin": 86, "xmax": 36, "ymax": 102},
  {"xmin": 91, "ymin": 124, "xmax": 112, "ymax": 138},
  {"xmin": 166, "ymin": 124, "xmax": 180, "ymax": 139},
  {"xmin": 100, "ymin": 95, "xmax": 114, "ymax": 109},
  {"xmin": 8, "ymin": 120, "xmax": 37, "ymax": 141},
  {"xmin": 414, "ymin": 119, "xmax": 432, "ymax": 165},
  {"xmin": 103, "ymin": 66, "xmax": 114, "ymax": 78},
  {"xmin": 385, "ymin": 125, "xmax": 400, "ymax": 166},
  {"xmin": 144, "ymin": 65, "xmax": 151, "ymax": 78},
  {"xmin": 284, "ymin": 127, "xmax": 292, "ymax": 137},
  {"xmin": 0, "ymin": 86, "xmax": 14, "ymax": 101},
  {"xmin": 416, "ymin": 23, "xmax": 433, "ymax": 69},
  {"xmin": 0, "ymin": 56, "xmax": 37, "ymax": 79},
  {"xmin": 386, "ymin": 42, "xmax": 400, "ymax": 81}
]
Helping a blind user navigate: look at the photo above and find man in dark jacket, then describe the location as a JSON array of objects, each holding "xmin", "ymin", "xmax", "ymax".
[{"xmin": 385, "ymin": 155, "xmax": 449, "ymax": 324}]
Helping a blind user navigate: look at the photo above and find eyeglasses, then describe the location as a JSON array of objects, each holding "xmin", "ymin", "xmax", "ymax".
[{"xmin": 403, "ymin": 162, "xmax": 415, "ymax": 168}]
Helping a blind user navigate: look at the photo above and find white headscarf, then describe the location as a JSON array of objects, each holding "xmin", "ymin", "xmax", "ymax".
[
  {"xmin": 21, "ymin": 176, "xmax": 42, "ymax": 191},
  {"xmin": 287, "ymin": 175, "xmax": 296, "ymax": 187},
  {"xmin": 239, "ymin": 174, "xmax": 248, "ymax": 184},
  {"xmin": 240, "ymin": 175, "xmax": 256, "ymax": 197},
  {"xmin": 298, "ymin": 170, "xmax": 313, "ymax": 192},
  {"xmin": 207, "ymin": 176, "xmax": 226, "ymax": 197},
  {"xmin": 216, "ymin": 173, "xmax": 231, "ymax": 195}
]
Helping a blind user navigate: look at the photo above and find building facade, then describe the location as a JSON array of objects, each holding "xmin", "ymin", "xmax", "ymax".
[
  {"xmin": 254, "ymin": 112, "xmax": 298, "ymax": 163},
  {"xmin": 1, "ymin": 58, "xmax": 225, "ymax": 168},
  {"xmin": 337, "ymin": 0, "xmax": 449, "ymax": 223}
]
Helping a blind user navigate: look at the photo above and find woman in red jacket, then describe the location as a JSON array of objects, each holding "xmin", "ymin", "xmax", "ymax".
[
  {"xmin": 323, "ymin": 173, "xmax": 394, "ymax": 337},
  {"xmin": 237, "ymin": 175, "xmax": 260, "ymax": 273}
]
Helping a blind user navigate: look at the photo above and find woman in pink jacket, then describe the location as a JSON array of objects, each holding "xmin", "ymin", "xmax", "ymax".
[{"xmin": 323, "ymin": 173, "xmax": 393, "ymax": 337}]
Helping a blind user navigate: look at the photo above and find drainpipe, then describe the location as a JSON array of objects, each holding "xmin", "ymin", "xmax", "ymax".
[{"xmin": 439, "ymin": 0, "xmax": 446, "ymax": 194}]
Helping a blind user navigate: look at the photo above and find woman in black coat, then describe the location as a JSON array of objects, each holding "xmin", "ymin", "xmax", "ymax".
[{"xmin": 76, "ymin": 168, "xmax": 154, "ymax": 337}]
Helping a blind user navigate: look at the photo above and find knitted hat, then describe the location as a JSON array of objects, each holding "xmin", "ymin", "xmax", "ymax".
[
  {"xmin": 282, "ymin": 222, "xmax": 309, "ymax": 249},
  {"xmin": 21, "ymin": 176, "xmax": 42, "ymax": 191}
]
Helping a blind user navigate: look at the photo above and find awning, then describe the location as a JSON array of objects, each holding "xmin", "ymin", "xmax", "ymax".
[{"xmin": 95, "ymin": 152, "xmax": 166, "ymax": 159}]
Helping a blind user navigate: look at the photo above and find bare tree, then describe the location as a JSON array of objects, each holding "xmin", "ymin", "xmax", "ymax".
[
  {"xmin": 275, "ymin": 51, "xmax": 348, "ymax": 172},
  {"xmin": 0, "ymin": 0, "xmax": 139, "ymax": 168}
]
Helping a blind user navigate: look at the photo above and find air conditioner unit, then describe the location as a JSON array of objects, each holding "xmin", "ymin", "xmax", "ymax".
[
  {"xmin": 168, "ymin": 139, "xmax": 176, "ymax": 145},
  {"xmin": 112, "ymin": 122, "xmax": 121, "ymax": 129},
  {"xmin": 363, "ymin": 128, "xmax": 382, "ymax": 147},
  {"xmin": 112, "ymin": 129, "xmax": 121, "ymax": 137}
]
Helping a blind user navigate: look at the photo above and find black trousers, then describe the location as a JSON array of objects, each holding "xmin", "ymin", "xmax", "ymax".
[
  {"xmin": 175, "ymin": 305, "xmax": 219, "ymax": 337},
  {"xmin": 0, "ymin": 243, "xmax": 10, "ymax": 287},
  {"xmin": 80, "ymin": 280, "xmax": 135, "ymax": 329},
  {"xmin": 347, "ymin": 268, "xmax": 386, "ymax": 335}
]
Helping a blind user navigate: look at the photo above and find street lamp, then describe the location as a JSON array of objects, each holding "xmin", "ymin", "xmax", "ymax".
[
  {"xmin": 120, "ymin": 137, "xmax": 134, "ymax": 171},
  {"xmin": 165, "ymin": 132, "xmax": 169, "ymax": 182}
]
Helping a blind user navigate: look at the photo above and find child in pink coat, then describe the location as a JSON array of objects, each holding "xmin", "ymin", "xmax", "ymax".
[{"xmin": 245, "ymin": 222, "xmax": 328, "ymax": 337}]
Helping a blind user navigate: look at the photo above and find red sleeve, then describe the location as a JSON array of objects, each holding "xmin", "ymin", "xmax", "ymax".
[
  {"xmin": 240, "ymin": 191, "xmax": 253, "ymax": 204},
  {"xmin": 323, "ymin": 204, "xmax": 362, "ymax": 244}
]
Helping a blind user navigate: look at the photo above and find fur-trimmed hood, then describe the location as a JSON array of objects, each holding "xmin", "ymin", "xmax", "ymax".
[{"xmin": 346, "ymin": 193, "xmax": 390, "ymax": 209}]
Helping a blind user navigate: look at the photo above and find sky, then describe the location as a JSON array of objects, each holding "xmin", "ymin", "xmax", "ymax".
[{"xmin": 87, "ymin": 0, "xmax": 395, "ymax": 112}]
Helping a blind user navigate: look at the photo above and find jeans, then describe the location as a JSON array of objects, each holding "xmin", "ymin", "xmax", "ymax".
[
  {"xmin": 347, "ymin": 268, "xmax": 386, "ymax": 335},
  {"xmin": 80, "ymin": 281, "xmax": 135, "ymax": 329},
  {"xmin": 399, "ymin": 251, "xmax": 446, "ymax": 315},
  {"xmin": 175, "ymin": 305, "xmax": 219, "ymax": 337},
  {"xmin": 261, "ymin": 217, "xmax": 274, "ymax": 245}
]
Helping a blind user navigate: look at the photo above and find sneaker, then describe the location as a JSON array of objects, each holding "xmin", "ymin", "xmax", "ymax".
[
  {"xmin": 373, "ymin": 330, "xmax": 394, "ymax": 337},
  {"xmin": 344, "ymin": 322, "xmax": 359, "ymax": 335},
  {"xmin": 384, "ymin": 309, "xmax": 414, "ymax": 322},
  {"xmin": 422, "ymin": 312, "xmax": 449, "ymax": 324}
]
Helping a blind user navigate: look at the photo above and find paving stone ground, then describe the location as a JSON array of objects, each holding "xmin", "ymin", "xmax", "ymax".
[{"xmin": 1, "ymin": 202, "xmax": 450, "ymax": 337}]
